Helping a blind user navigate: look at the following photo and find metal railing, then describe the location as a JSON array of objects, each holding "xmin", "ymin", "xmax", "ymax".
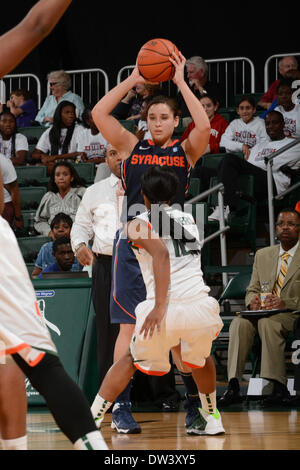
[
  {"xmin": 188, "ymin": 183, "xmax": 230, "ymax": 287},
  {"xmin": 0, "ymin": 73, "xmax": 42, "ymax": 108},
  {"xmin": 117, "ymin": 57, "xmax": 256, "ymax": 107},
  {"xmin": 264, "ymin": 53, "xmax": 300, "ymax": 92},
  {"xmin": 265, "ymin": 137, "xmax": 300, "ymax": 245}
]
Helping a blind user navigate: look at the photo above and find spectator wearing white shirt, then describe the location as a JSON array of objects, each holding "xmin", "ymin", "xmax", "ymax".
[
  {"xmin": 274, "ymin": 78, "xmax": 300, "ymax": 138},
  {"xmin": 35, "ymin": 70, "xmax": 85, "ymax": 127},
  {"xmin": 209, "ymin": 111, "xmax": 300, "ymax": 221},
  {"xmin": 71, "ymin": 144, "xmax": 123, "ymax": 386},
  {"xmin": 220, "ymin": 96, "xmax": 268, "ymax": 160},
  {"xmin": 78, "ymin": 107, "xmax": 107, "ymax": 164},
  {"xmin": 0, "ymin": 111, "xmax": 28, "ymax": 166},
  {"xmin": 32, "ymin": 101, "xmax": 86, "ymax": 175},
  {"xmin": 0, "ymin": 153, "xmax": 23, "ymax": 230}
]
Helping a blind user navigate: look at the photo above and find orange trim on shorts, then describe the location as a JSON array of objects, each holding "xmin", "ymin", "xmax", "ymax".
[
  {"xmin": 134, "ymin": 362, "xmax": 167, "ymax": 376},
  {"xmin": 112, "ymin": 235, "xmax": 136, "ymax": 320},
  {"xmin": 182, "ymin": 361, "xmax": 205, "ymax": 369},
  {"xmin": 28, "ymin": 352, "xmax": 45, "ymax": 367},
  {"xmin": 3, "ymin": 342, "xmax": 30, "ymax": 356},
  {"xmin": 35, "ymin": 302, "xmax": 42, "ymax": 317}
]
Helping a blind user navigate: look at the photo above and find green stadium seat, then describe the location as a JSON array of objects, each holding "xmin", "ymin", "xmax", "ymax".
[
  {"xmin": 16, "ymin": 165, "xmax": 48, "ymax": 187},
  {"xmin": 207, "ymin": 175, "xmax": 257, "ymax": 251},
  {"xmin": 18, "ymin": 235, "xmax": 51, "ymax": 263},
  {"xmin": 18, "ymin": 126, "xmax": 46, "ymax": 143},
  {"xmin": 19, "ymin": 186, "xmax": 47, "ymax": 210},
  {"xmin": 71, "ymin": 162, "xmax": 95, "ymax": 185},
  {"xmin": 119, "ymin": 120, "xmax": 136, "ymax": 134}
]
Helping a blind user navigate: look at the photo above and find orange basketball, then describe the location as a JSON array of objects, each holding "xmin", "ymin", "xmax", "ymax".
[{"xmin": 137, "ymin": 38, "xmax": 179, "ymax": 83}]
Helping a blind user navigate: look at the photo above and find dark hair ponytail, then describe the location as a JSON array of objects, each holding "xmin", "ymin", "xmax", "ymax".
[{"xmin": 141, "ymin": 166, "xmax": 200, "ymax": 254}]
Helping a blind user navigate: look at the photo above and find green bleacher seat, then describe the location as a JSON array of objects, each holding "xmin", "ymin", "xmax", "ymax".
[
  {"xmin": 207, "ymin": 175, "xmax": 257, "ymax": 251},
  {"xmin": 19, "ymin": 186, "xmax": 47, "ymax": 210},
  {"xmin": 16, "ymin": 165, "xmax": 48, "ymax": 187},
  {"xmin": 18, "ymin": 126, "xmax": 45, "ymax": 143},
  {"xmin": 18, "ymin": 236, "xmax": 51, "ymax": 263},
  {"xmin": 71, "ymin": 162, "xmax": 95, "ymax": 185}
]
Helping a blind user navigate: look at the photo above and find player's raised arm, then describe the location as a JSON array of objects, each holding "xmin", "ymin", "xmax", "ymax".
[
  {"xmin": 170, "ymin": 52, "xmax": 211, "ymax": 167},
  {"xmin": 92, "ymin": 68, "xmax": 143, "ymax": 158},
  {"xmin": 0, "ymin": 0, "xmax": 72, "ymax": 78}
]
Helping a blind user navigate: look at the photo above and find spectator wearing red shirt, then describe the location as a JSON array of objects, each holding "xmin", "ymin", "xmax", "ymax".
[
  {"xmin": 181, "ymin": 95, "xmax": 228, "ymax": 153},
  {"xmin": 181, "ymin": 95, "xmax": 228, "ymax": 192},
  {"xmin": 258, "ymin": 56, "xmax": 299, "ymax": 110}
]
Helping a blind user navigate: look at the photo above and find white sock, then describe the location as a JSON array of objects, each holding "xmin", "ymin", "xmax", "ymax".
[
  {"xmin": 199, "ymin": 391, "xmax": 217, "ymax": 414},
  {"xmin": 90, "ymin": 394, "xmax": 112, "ymax": 428},
  {"xmin": 1, "ymin": 435, "xmax": 28, "ymax": 450},
  {"xmin": 73, "ymin": 430, "xmax": 108, "ymax": 450}
]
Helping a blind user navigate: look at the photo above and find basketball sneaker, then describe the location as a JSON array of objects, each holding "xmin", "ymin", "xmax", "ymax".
[
  {"xmin": 186, "ymin": 408, "xmax": 225, "ymax": 435},
  {"xmin": 111, "ymin": 402, "xmax": 141, "ymax": 434},
  {"xmin": 184, "ymin": 394, "xmax": 201, "ymax": 428}
]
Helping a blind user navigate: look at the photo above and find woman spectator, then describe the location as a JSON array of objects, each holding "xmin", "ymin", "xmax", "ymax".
[
  {"xmin": 0, "ymin": 111, "xmax": 28, "ymax": 166},
  {"xmin": 113, "ymin": 83, "xmax": 160, "ymax": 121},
  {"xmin": 34, "ymin": 161, "xmax": 86, "ymax": 236},
  {"xmin": 5, "ymin": 89, "xmax": 37, "ymax": 128},
  {"xmin": 32, "ymin": 100, "xmax": 86, "ymax": 174},
  {"xmin": 35, "ymin": 70, "xmax": 84, "ymax": 126}
]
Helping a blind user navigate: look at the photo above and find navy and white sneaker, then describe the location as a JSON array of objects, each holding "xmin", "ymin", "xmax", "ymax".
[
  {"xmin": 184, "ymin": 394, "xmax": 201, "ymax": 428},
  {"xmin": 111, "ymin": 402, "xmax": 141, "ymax": 434}
]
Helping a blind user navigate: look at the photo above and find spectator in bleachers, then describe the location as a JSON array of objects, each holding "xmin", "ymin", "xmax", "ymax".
[
  {"xmin": 181, "ymin": 95, "xmax": 229, "ymax": 153},
  {"xmin": 35, "ymin": 70, "xmax": 85, "ymax": 126},
  {"xmin": 257, "ymin": 56, "xmax": 299, "ymax": 110},
  {"xmin": 113, "ymin": 83, "xmax": 160, "ymax": 121},
  {"xmin": 37, "ymin": 236, "xmax": 76, "ymax": 278},
  {"xmin": 32, "ymin": 100, "xmax": 86, "ymax": 175},
  {"xmin": 135, "ymin": 96, "xmax": 154, "ymax": 141},
  {"xmin": 220, "ymin": 96, "xmax": 268, "ymax": 159},
  {"xmin": 218, "ymin": 208, "xmax": 300, "ymax": 407},
  {"xmin": 94, "ymin": 143, "xmax": 124, "ymax": 183},
  {"xmin": 0, "ymin": 153, "xmax": 23, "ymax": 230},
  {"xmin": 274, "ymin": 78, "xmax": 300, "ymax": 138},
  {"xmin": 181, "ymin": 95, "xmax": 229, "ymax": 191},
  {"xmin": 208, "ymin": 111, "xmax": 300, "ymax": 222},
  {"xmin": 177, "ymin": 56, "xmax": 224, "ymax": 121},
  {"xmin": 0, "ymin": 111, "xmax": 28, "ymax": 166},
  {"xmin": 5, "ymin": 89, "xmax": 37, "ymax": 128},
  {"xmin": 31, "ymin": 212, "xmax": 82, "ymax": 279},
  {"xmin": 77, "ymin": 107, "xmax": 107, "ymax": 164},
  {"xmin": 34, "ymin": 161, "xmax": 86, "ymax": 236}
]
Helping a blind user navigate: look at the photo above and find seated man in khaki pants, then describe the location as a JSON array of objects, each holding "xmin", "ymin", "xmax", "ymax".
[{"xmin": 219, "ymin": 208, "xmax": 300, "ymax": 407}]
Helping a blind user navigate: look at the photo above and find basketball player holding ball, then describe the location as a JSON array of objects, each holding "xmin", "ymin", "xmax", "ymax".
[{"xmin": 90, "ymin": 46, "xmax": 220, "ymax": 435}]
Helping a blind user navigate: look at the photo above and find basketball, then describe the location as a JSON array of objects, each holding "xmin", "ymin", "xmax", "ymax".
[{"xmin": 137, "ymin": 38, "xmax": 179, "ymax": 83}]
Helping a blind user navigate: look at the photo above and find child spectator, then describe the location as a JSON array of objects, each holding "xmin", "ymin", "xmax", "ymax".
[
  {"xmin": 181, "ymin": 95, "xmax": 229, "ymax": 153},
  {"xmin": 5, "ymin": 89, "xmax": 37, "ymax": 128},
  {"xmin": 31, "ymin": 100, "xmax": 86, "ymax": 175},
  {"xmin": 77, "ymin": 107, "xmax": 107, "ymax": 164},
  {"xmin": 0, "ymin": 111, "xmax": 28, "ymax": 166},
  {"xmin": 220, "ymin": 96, "xmax": 268, "ymax": 160},
  {"xmin": 274, "ymin": 78, "xmax": 300, "ymax": 138},
  {"xmin": 34, "ymin": 161, "xmax": 86, "ymax": 236},
  {"xmin": 31, "ymin": 212, "xmax": 82, "ymax": 278}
]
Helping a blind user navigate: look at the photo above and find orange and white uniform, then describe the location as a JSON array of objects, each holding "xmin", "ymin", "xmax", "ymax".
[
  {"xmin": 0, "ymin": 216, "xmax": 57, "ymax": 366},
  {"xmin": 130, "ymin": 207, "xmax": 223, "ymax": 375}
]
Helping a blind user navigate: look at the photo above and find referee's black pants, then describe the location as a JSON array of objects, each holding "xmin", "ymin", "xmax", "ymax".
[{"xmin": 92, "ymin": 255, "xmax": 119, "ymax": 387}]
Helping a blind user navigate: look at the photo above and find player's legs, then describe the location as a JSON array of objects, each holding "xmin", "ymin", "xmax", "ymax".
[
  {"xmin": 12, "ymin": 352, "xmax": 108, "ymax": 450},
  {"xmin": 0, "ymin": 362, "xmax": 27, "ymax": 450}
]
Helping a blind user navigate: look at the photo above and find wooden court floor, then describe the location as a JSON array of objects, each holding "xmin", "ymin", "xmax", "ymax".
[{"xmin": 21, "ymin": 408, "xmax": 300, "ymax": 451}]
